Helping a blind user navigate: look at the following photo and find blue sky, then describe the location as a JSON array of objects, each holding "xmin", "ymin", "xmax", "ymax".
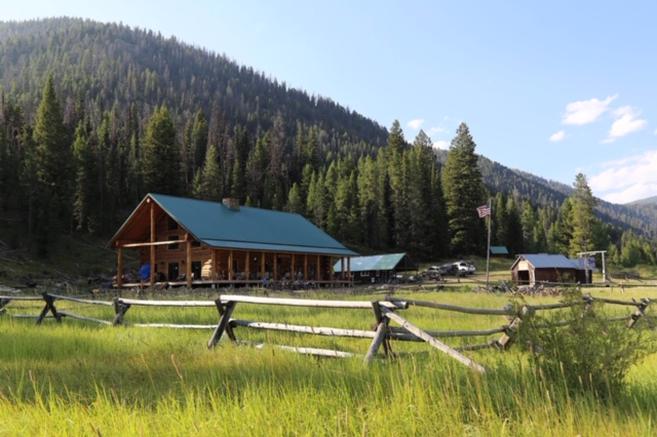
[{"xmin": 3, "ymin": 1, "xmax": 657, "ymax": 203}]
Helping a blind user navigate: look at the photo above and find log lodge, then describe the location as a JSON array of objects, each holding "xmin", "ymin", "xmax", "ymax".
[{"xmin": 109, "ymin": 194, "xmax": 358, "ymax": 288}]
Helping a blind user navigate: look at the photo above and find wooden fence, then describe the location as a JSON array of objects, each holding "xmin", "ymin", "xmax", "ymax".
[{"xmin": 0, "ymin": 292, "xmax": 652, "ymax": 374}]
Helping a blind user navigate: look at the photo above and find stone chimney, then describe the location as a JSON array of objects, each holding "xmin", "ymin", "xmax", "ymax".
[{"xmin": 222, "ymin": 197, "xmax": 240, "ymax": 211}]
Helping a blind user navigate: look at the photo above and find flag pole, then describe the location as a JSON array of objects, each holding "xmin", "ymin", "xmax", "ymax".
[{"xmin": 485, "ymin": 197, "xmax": 492, "ymax": 289}]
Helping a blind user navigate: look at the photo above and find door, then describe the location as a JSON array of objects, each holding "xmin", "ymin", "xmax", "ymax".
[
  {"xmin": 191, "ymin": 261, "xmax": 202, "ymax": 281},
  {"xmin": 168, "ymin": 262, "xmax": 179, "ymax": 281}
]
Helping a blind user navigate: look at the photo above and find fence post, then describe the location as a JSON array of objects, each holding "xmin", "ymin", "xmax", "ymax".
[
  {"xmin": 36, "ymin": 293, "xmax": 61, "ymax": 325},
  {"xmin": 208, "ymin": 298, "xmax": 237, "ymax": 348},
  {"xmin": 216, "ymin": 299, "xmax": 237, "ymax": 342},
  {"xmin": 495, "ymin": 305, "xmax": 533, "ymax": 350},
  {"xmin": 112, "ymin": 298, "xmax": 131, "ymax": 325},
  {"xmin": 364, "ymin": 301, "xmax": 390, "ymax": 364},
  {"xmin": 0, "ymin": 298, "xmax": 10, "ymax": 314},
  {"xmin": 628, "ymin": 298, "xmax": 650, "ymax": 328}
]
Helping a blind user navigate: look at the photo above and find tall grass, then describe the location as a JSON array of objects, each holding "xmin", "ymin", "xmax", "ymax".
[{"xmin": 1, "ymin": 289, "xmax": 656, "ymax": 435}]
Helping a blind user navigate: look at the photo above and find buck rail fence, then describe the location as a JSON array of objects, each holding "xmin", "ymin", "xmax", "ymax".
[{"xmin": 0, "ymin": 292, "xmax": 652, "ymax": 374}]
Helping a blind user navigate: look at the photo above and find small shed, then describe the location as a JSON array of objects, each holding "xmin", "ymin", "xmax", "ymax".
[
  {"xmin": 334, "ymin": 253, "xmax": 414, "ymax": 283},
  {"xmin": 490, "ymin": 246, "xmax": 509, "ymax": 256},
  {"xmin": 510, "ymin": 254, "xmax": 590, "ymax": 286}
]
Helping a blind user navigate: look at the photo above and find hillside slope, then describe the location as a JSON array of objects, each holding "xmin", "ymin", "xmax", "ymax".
[
  {"xmin": 0, "ymin": 17, "xmax": 654, "ymax": 242},
  {"xmin": 0, "ymin": 17, "xmax": 387, "ymax": 144},
  {"xmin": 435, "ymin": 149, "xmax": 657, "ymax": 238}
]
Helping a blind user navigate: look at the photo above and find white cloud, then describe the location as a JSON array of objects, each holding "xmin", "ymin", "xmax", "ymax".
[
  {"xmin": 407, "ymin": 118, "xmax": 424, "ymax": 130},
  {"xmin": 562, "ymin": 95, "xmax": 617, "ymax": 125},
  {"xmin": 549, "ymin": 130, "xmax": 566, "ymax": 142},
  {"xmin": 604, "ymin": 106, "xmax": 646, "ymax": 143},
  {"xmin": 428, "ymin": 126, "xmax": 445, "ymax": 135},
  {"xmin": 432, "ymin": 140, "xmax": 449, "ymax": 150},
  {"xmin": 589, "ymin": 149, "xmax": 657, "ymax": 203}
]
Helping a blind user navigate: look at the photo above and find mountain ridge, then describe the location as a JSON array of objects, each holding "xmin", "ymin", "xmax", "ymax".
[{"xmin": 0, "ymin": 17, "xmax": 655, "ymax": 240}]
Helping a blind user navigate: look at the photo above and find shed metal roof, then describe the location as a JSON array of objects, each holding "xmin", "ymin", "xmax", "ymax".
[
  {"xmin": 113, "ymin": 194, "xmax": 357, "ymax": 257},
  {"xmin": 490, "ymin": 246, "xmax": 509, "ymax": 255},
  {"xmin": 334, "ymin": 253, "xmax": 406, "ymax": 273},
  {"xmin": 511, "ymin": 254, "xmax": 579, "ymax": 270}
]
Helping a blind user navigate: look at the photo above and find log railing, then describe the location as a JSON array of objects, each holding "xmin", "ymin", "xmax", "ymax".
[{"xmin": 0, "ymin": 292, "xmax": 652, "ymax": 374}]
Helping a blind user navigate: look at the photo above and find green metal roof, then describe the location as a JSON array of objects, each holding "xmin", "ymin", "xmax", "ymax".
[
  {"xmin": 149, "ymin": 194, "xmax": 357, "ymax": 256},
  {"xmin": 490, "ymin": 246, "xmax": 509, "ymax": 255},
  {"xmin": 334, "ymin": 253, "xmax": 406, "ymax": 273}
]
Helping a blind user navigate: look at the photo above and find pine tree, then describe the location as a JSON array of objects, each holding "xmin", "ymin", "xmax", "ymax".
[
  {"xmin": 190, "ymin": 110, "xmax": 208, "ymax": 171},
  {"xmin": 387, "ymin": 120, "xmax": 406, "ymax": 153},
  {"xmin": 32, "ymin": 75, "xmax": 71, "ymax": 255},
  {"xmin": 72, "ymin": 120, "xmax": 100, "ymax": 233},
  {"xmin": 519, "ymin": 202, "xmax": 533, "ymax": 250},
  {"xmin": 569, "ymin": 173, "xmax": 597, "ymax": 255},
  {"xmin": 142, "ymin": 105, "xmax": 180, "ymax": 195},
  {"xmin": 505, "ymin": 197, "xmax": 524, "ymax": 254},
  {"xmin": 406, "ymin": 130, "xmax": 437, "ymax": 257},
  {"xmin": 493, "ymin": 193, "xmax": 509, "ymax": 246},
  {"xmin": 286, "ymin": 183, "xmax": 304, "ymax": 215},
  {"xmin": 429, "ymin": 162, "xmax": 449, "ymax": 258},
  {"xmin": 230, "ymin": 156, "xmax": 244, "ymax": 201},
  {"xmin": 375, "ymin": 151, "xmax": 392, "ymax": 248},
  {"xmin": 194, "ymin": 143, "xmax": 223, "ymax": 201},
  {"xmin": 441, "ymin": 123, "xmax": 485, "ymax": 255},
  {"xmin": 245, "ymin": 134, "xmax": 268, "ymax": 207},
  {"xmin": 357, "ymin": 155, "xmax": 378, "ymax": 246}
]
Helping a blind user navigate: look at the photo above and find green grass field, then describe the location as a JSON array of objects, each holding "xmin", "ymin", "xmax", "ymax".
[{"xmin": 2, "ymin": 287, "xmax": 657, "ymax": 436}]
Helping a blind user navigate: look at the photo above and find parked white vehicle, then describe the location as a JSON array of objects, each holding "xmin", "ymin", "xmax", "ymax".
[{"xmin": 453, "ymin": 261, "xmax": 476, "ymax": 275}]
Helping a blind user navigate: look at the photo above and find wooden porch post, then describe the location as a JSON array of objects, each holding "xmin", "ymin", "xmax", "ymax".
[
  {"xmin": 291, "ymin": 254, "xmax": 296, "ymax": 280},
  {"xmin": 304, "ymin": 254, "xmax": 308, "ymax": 280},
  {"xmin": 149, "ymin": 200, "xmax": 156, "ymax": 286},
  {"xmin": 316, "ymin": 255, "xmax": 321, "ymax": 281},
  {"xmin": 347, "ymin": 256, "xmax": 351, "ymax": 282},
  {"xmin": 260, "ymin": 252, "xmax": 265, "ymax": 279},
  {"xmin": 340, "ymin": 257, "xmax": 345, "ymax": 281},
  {"xmin": 211, "ymin": 249, "xmax": 217, "ymax": 280},
  {"xmin": 117, "ymin": 246, "xmax": 123, "ymax": 288},
  {"xmin": 185, "ymin": 238, "xmax": 192, "ymax": 288},
  {"xmin": 273, "ymin": 254, "xmax": 278, "ymax": 280},
  {"xmin": 228, "ymin": 250, "xmax": 234, "ymax": 281},
  {"xmin": 245, "ymin": 251, "xmax": 250, "ymax": 280}
]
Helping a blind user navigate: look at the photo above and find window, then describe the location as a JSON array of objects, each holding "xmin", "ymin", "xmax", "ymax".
[
  {"xmin": 168, "ymin": 235, "xmax": 179, "ymax": 250},
  {"xmin": 192, "ymin": 241, "xmax": 201, "ymax": 248},
  {"xmin": 168, "ymin": 217, "xmax": 178, "ymax": 230}
]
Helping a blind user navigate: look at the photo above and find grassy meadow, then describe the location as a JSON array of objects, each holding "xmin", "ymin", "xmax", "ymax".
[{"xmin": 2, "ymin": 287, "xmax": 657, "ymax": 436}]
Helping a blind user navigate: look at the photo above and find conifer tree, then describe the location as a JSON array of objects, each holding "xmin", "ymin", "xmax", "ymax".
[
  {"xmin": 230, "ymin": 156, "xmax": 244, "ymax": 201},
  {"xmin": 406, "ymin": 130, "xmax": 436, "ymax": 257},
  {"xmin": 245, "ymin": 134, "xmax": 268, "ymax": 206},
  {"xmin": 569, "ymin": 173, "xmax": 597, "ymax": 255},
  {"xmin": 387, "ymin": 120, "xmax": 406, "ymax": 153},
  {"xmin": 357, "ymin": 155, "xmax": 378, "ymax": 246},
  {"xmin": 286, "ymin": 183, "xmax": 304, "ymax": 215},
  {"xmin": 505, "ymin": 197, "xmax": 524, "ymax": 254},
  {"xmin": 142, "ymin": 105, "xmax": 180, "ymax": 195},
  {"xmin": 32, "ymin": 75, "xmax": 71, "ymax": 254},
  {"xmin": 441, "ymin": 123, "xmax": 485, "ymax": 255},
  {"xmin": 72, "ymin": 120, "xmax": 99, "ymax": 233},
  {"xmin": 194, "ymin": 143, "xmax": 223, "ymax": 201}
]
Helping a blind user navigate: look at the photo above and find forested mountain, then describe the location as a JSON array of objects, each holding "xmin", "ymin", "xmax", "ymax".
[
  {"xmin": 629, "ymin": 196, "xmax": 657, "ymax": 207},
  {"xmin": 0, "ymin": 17, "xmax": 654, "ymax": 265},
  {"xmin": 0, "ymin": 18, "xmax": 386, "ymax": 145},
  {"xmin": 436, "ymin": 150, "xmax": 657, "ymax": 239}
]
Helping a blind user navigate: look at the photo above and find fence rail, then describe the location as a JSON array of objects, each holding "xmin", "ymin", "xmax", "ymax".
[{"xmin": 0, "ymin": 292, "xmax": 651, "ymax": 374}]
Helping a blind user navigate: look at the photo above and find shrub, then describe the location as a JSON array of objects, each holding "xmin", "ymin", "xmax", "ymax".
[{"xmin": 517, "ymin": 290, "xmax": 654, "ymax": 398}]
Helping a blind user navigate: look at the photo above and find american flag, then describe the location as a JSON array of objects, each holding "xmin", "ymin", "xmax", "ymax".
[{"xmin": 476, "ymin": 204, "xmax": 491, "ymax": 218}]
